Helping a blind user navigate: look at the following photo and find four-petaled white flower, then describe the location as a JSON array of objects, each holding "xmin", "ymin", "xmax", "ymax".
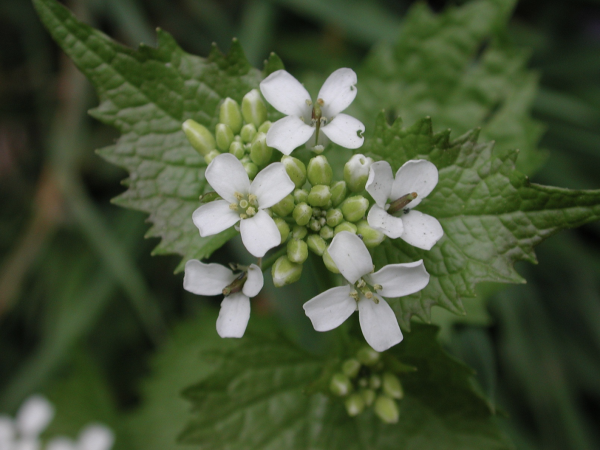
[
  {"xmin": 260, "ymin": 68, "xmax": 365, "ymax": 154},
  {"xmin": 366, "ymin": 159, "xmax": 443, "ymax": 250},
  {"xmin": 192, "ymin": 153, "xmax": 295, "ymax": 257},
  {"xmin": 303, "ymin": 232, "xmax": 430, "ymax": 352},
  {"xmin": 184, "ymin": 260, "xmax": 264, "ymax": 338}
]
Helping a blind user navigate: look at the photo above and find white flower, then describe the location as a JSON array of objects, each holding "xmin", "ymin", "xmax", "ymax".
[
  {"xmin": 366, "ymin": 159, "xmax": 443, "ymax": 250},
  {"xmin": 46, "ymin": 425, "xmax": 114, "ymax": 450},
  {"xmin": 259, "ymin": 68, "xmax": 365, "ymax": 154},
  {"xmin": 1, "ymin": 395, "xmax": 55, "ymax": 450},
  {"xmin": 303, "ymin": 232, "xmax": 430, "ymax": 351},
  {"xmin": 192, "ymin": 153, "xmax": 294, "ymax": 257},
  {"xmin": 184, "ymin": 260, "xmax": 264, "ymax": 338}
]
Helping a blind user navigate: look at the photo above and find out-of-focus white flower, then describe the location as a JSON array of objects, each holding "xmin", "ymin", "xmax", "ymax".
[{"xmin": 46, "ymin": 424, "xmax": 114, "ymax": 450}]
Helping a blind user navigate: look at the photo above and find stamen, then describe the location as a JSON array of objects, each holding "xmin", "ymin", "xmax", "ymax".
[
  {"xmin": 305, "ymin": 99, "xmax": 312, "ymax": 106},
  {"xmin": 229, "ymin": 203, "xmax": 238, "ymax": 210},
  {"xmin": 317, "ymin": 98, "xmax": 324, "ymax": 106},
  {"xmin": 246, "ymin": 207, "xmax": 256, "ymax": 217},
  {"xmin": 234, "ymin": 192, "xmax": 244, "ymax": 200},
  {"xmin": 240, "ymin": 213, "xmax": 248, "ymax": 219},
  {"xmin": 248, "ymin": 194, "xmax": 258, "ymax": 206},
  {"xmin": 373, "ymin": 284, "xmax": 382, "ymax": 291},
  {"xmin": 365, "ymin": 291, "xmax": 373, "ymax": 299}
]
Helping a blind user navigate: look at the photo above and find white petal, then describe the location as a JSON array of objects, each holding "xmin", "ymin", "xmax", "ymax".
[
  {"xmin": 239, "ymin": 210, "xmax": 281, "ymax": 257},
  {"xmin": 242, "ymin": 264, "xmax": 264, "ymax": 298},
  {"xmin": 205, "ymin": 153, "xmax": 251, "ymax": 202},
  {"xmin": 303, "ymin": 286, "xmax": 356, "ymax": 331},
  {"xmin": 77, "ymin": 425, "xmax": 114, "ymax": 450},
  {"xmin": 400, "ymin": 210, "xmax": 444, "ymax": 250},
  {"xmin": 328, "ymin": 232, "xmax": 373, "ymax": 284},
  {"xmin": 365, "ymin": 260, "xmax": 430, "ymax": 298},
  {"xmin": 216, "ymin": 292, "xmax": 251, "ymax": 338},
  {"xmin": 318, "ymin": 68, "xmax": 358, "ymax": 117},
  {"xmin": 366, "ymin": 161, "xmax": 393, "ymax": 208},
  {"xmin": 14, "ymin": 438, "xmax": 42, "ymax": 450},
  {"xmin": 259, "ymin": 70, "xmax": 312, "ymax": 117},
  {"xmin": 358, "ymin": 296, "xmax": 403, "ymax": 352},
  {"xmin": 266, "ymin": 116, "xmax": 315, "ymax": 155},
  {"xmin": 367, "ymin": 205, "xmax": 404, "ymax": 239},
  {"xmin": 391, "ymin": 159, "xmax": 438, "ymax": 208},
  {"xmin": 321, "ymin": 114, "xmax": 365, "ymax": 149},
  {"xmin": 16, "ymin": 395, "xmax": 54, "ymax": 437},
  {"xmin": 192, "ymin": 200, "xmax": 240, "ymax": 237},
  {"xmin": 183, "ymin": 260, "xmax": 236, "ymax": 296},
  {"xmin": 46, "ymin": 438, "xmax": 76, "ymax": 450},
  {"xmin": 250, "ymin": 162, "xmax": 295, "ymax": 209}
]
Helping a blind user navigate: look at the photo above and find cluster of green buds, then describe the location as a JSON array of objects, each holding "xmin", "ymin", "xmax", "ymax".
[
  {"xmin": 182, "ymin": 89, "xmax": 273, "ymax": 179},
  {"xmin": 329, "ymin": 346, "xmax": 404, "ymax": 423},
  {"xmin": 270, "ymin": 153, "xmax": 385, "ymax": 286}
]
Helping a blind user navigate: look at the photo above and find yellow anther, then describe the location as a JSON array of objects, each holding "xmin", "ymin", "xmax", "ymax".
[
  {"xmin": 234, "ymin": 192, "xmax": 244, "ymax": 200},
  {"xmin": 248, "ymin": 194, "xmax": 258, "ymax": 206},
  {"xmin": 240, "ymin": 213, "xmax": 248, "ymax": 219},
  {"xmin": 357, "ymin": 279, "xmax": 366, "ymax": 289},
  {"xmin": 365, "ymin": 291, "xmax": 373, "ymax": 299},
  {"xmin": 350, "ymin": 290, "xmax": 359, "ymax": 301},
  {"xmin": 373, "ymin": 284, "xmax": 382, "ymax": 291},
  {"xmin": 246, "ymin": 207, "xmax": 256, "ymax": 217},
  {"xmin": 373, "ymin": 296, "xmax": 380, "ymax": 304},
  {"xmin": 305, "ymin": 99, "xmax": 312, "ymax": 106},
  {"xmin": 317, "ymin": 98, "xmax": 324, "ymax": 106},
  {"xmin": 229, "ymin": 203, "xmax": 238, "ymax": 210}
]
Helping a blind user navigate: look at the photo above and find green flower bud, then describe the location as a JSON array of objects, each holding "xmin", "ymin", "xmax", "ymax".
[
  {"xmin": 293, "ymin": 188, "xmax": 309, "ymax": 204},
  {"xmin": 219, "ymin": 97, "xmax": 242, "ymax": 134},
  {"xmin": 281, "ymin": 156, "xmax": 307, "ymax": 188},
  {"xmin": 356, "ymin": 220, "xmax": 385, "ymax": 248},
  {"xmin": 215, "ymin": 123, "xmax": 234, "ymax": 151},
  {"xmin": 250, "ymin": 132, "xmax": 273, "ymax": 167},
  {"xmin": 341, "ymin": 195, "xmax": 369, "ymax": 222},
  {"xmin": 319, "ymin": 225, "xmax": 334, "ymax": 240},
  {"xmin": 342, "ymin": 358, "xmax": 361, "ymax": 379},
  {"xmin": 330, "ymin": 181, "xmax": 348, "ymax": 206},
  {"xmin": 374, "ymin": 396, "xmax": 399, "ymax": 424},
  {"xmin": 330, "ymin": 373, "xmax": 352, "ymax": 397},
  {"xmin": 241, "ymin": 89, "xmax": 267, "ymax": 127},
  {"xmin": 323, "ymin": 249, "xmax": 340, "ymax": 274},
  {"xmin": 242, "ymin": 161, "xmax": 259, "ymax": 179},
  {"xmin": 306, "ymin": 234, "xmax": 327, "ymax": 256},
  {"xmin": 240, "ymin": 123, "xmax": 257, "ymax": 143},
  {"xmin": 307, "ymin": 185, "xmax": 331, "ymax": 207},
  {"xmin": 271, "ymin": 194, "xmax": 295, "ymax": 217},
  {"xmin": 326, "ymin": 208, "xmax": 344, "ymax": 227},
  {"xmin": 229, "ymin": 141, "xmax": 245, "ymax": 159},
  {"xmin": 293, "ymin": 202, "xmax": 312, "ymax": 226},
  {"xmin": 258, "ymin": 120, "xmax": 272, "ymax": 133},
  {"xmin": 369, "ymin": 374, "xmax": 382, "ymax": 390},
  {"xmin": 204, "ymin": 150, "xmax": 221, "ymax": 165},
  {"xmin": 307, "ymin": 155, "xmax": 333, "ymax": 186},
  {"xmin": 344, "ymin": 154, "xmax": 374, "ymax": 192},
  {"xmin": 356, "ymin": 346, "xmax": 380, "ymax": 366},
  {"xmin": 382, "ymin": 372, "xmax": 404, "ymax": 400},
  {"xmin": 308, "ymin": 219, "xmax": 321, "ymax": 232},
  {"xmin": 344, "ymin": 394, "xmax": 365, "ymax": 417},
  {"xmin": 334, "ymin": 221, "xmax": 357, "ymax": 236},
  {"xmin": 361, "ymin": 389, "xmax": 376, "ymax": 407},
  {"xmin": 274, "ymin": 217, "xmax": 290, "ymax": 243},
  {"xmin": 182, "ymin": 119, "xmax": 216, "ymax": 156},
  {"xmin": 287, "ymin": 239, "xmax": 308, "ymax": 264},
  {"xmin": 272, "ymin": 255, "xmax": 303, "ymax": 287},
  {"xmin": 292, "ymin": 225, "xmax": 308, "ymax": 240}
]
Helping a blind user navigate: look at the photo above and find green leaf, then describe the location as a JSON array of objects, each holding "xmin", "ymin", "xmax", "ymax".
[
  {"xmin": 33, "ymin": 0, "xmax": 266, "ymax": 270},
  {"xmin": 364, "ymin": 115, "xmax": 600, "ymax": 328},
  {"xmin": 181, "ymin": 322, "xmax": 513, "ymax": 449},
  {"xmin": 352, "ymin": 0, "xmax": 546, "ymax": 175}
]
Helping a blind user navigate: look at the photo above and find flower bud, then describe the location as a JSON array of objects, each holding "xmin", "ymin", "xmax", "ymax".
[
  {"xmin": 241, "ymin": 89, "xmax": 267, "ymax": 127},
  {"xmin": 341, "ymin": 195, "xmax": 369, "ymax": 222},
  {"xmin": 229, "ymin": 141, "xmax": 245, "ymax": 159},
  {"xmin": 342, "ymin": 358, "xmax": 361, "ymax": 379},
  {"xmin": 240, "ymin": 123, "xmax": 257, "ymax": 143},
  {"xmin": 306, "ymin": 234, "xmax": 327, "ymax": 256},
  {"xmin": 307, "ymin": 185, "xmax": 331, "ymax": 207},
  {"xmin": 344, "ymin": 154, "xmax": 374, "ymax": 192},
  {"xmin": 292, "ymin": 225, "xmax": 308, "ymax": 240},
  {"xmin": 219, "ymin": 97, "xmax": 243, "ymax": 134},
  {"xmin": 281, "ymin": 156, "xmax": 307, "ymax": 188},
  {"xmin": 272, "ymin": 255, "xmax": 303, "ymax": 287},
  {"xmin": 361, "ymin": 389, "xmax": 376, "ymax": 407},
  {"xmin": 319, "ymin": 225, "xmax": 334, "ymax": 240},
  {"xmin": 250, "ymin": 132, "xmax": 273, "ymax": 167},
  {"xmin": 274, "ymin": 217, "xmax": 290, "ymax": 243},
  {"xmin": 344, "ymin": 394, "xmax": 365, "ymax": 417},
  {"xmin": 182, "ymin": 119, "xmax": 216, "ymax": 156},
  {"xmin": 242, "ymin": 161, "xmax": 258, "ymax": 179},
  {"xmin": 323, "ymin": 249, "xmax": 340, "ymax": 273},
  {"xmin": 287, "ymin": 239, "xmax": 308, "ymax": 264},
  {"xmin": 271, "ymin": 194, "xmax": 295, "ymax": 217},
  {"xmin": 382, "ymin": 372, "xmax": 404, "ymax": 400},
  {"xmin": 356, "ymin": 220, "xmax": 385, "ymax": 248},
  {"xmin": 356, "ymin": 346, "xmax": 380, "ymax": 366},
  {"xmin": 326, "ymin": 208, "xmax": 344, "ymax": 227},
  {"xmin": 293, "ymin": 188, "xmax": 309, "ymax": 204},
  {"xmin": 258, "ymin": 120, "xmax": 272, "ymax": 133},
  {"xmin": 334, "ymin": 221, "xmax": 357, "ymax": 236},
  {"xmin": 307, "ymin": 155, "xmax": 333, "ymax": 186},
  {"xmin": 330, "ymin": 181, "xmax": 348, "ymax": 206},
  {"xmin": 374, "ymin": 396, "xmax": 399, "ymax": 424},
  {"xmin": 369, "ymin": 374, "xmax": 382, "ymax": 390},
  {"xmin": 293, "ymin": 202, "xmax": 312, "ymax": 226},
  {"xmin": 308, "ymin": 219, "xmax": 321, "ymax": 232},
  {"xmin": 215, "ymin": 123, "xmax": 234, "ymax": 151},
  {"xmin": 204, "ymin": 150, "xmax": 221, "ymax": 165},
  {"xmin": 330, "ymin": 373, "xmax": 352, "ymax": 397}
]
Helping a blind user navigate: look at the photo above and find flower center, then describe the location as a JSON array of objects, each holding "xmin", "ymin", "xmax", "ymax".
[
  {"xmin": 349, "ymin": 277, "xmax": 382, "ymax": 304},
  {"xmin": 229, "ymin": 192, "xmax": 259, "ymax": 219}
]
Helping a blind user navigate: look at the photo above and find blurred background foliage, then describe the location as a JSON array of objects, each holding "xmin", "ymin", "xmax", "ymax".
[{"xmin": 1, "ymin": 0, "xmax": 599, "ymax": 449}]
